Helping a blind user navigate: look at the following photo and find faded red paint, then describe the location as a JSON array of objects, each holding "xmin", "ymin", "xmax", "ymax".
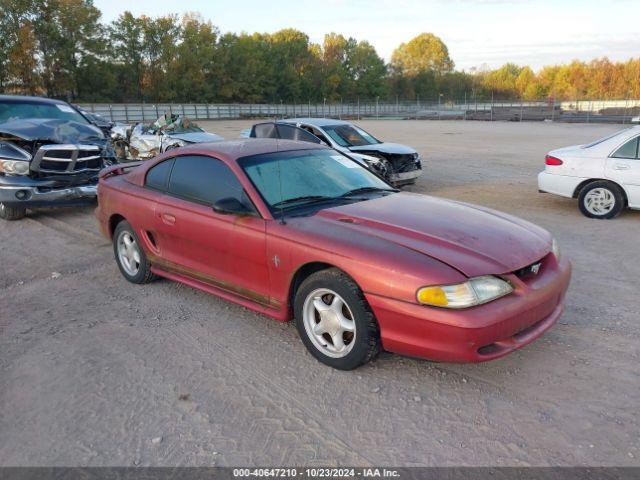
[{"xmin": 96, "ymin": 140, "xmax": 571, "ymax": 363}]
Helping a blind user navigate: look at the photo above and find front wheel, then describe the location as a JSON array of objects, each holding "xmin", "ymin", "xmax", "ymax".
[
  {"xmin": 0, "ymin": 203, "xmax": 26, "ymax": 221},
  {"xmin": 578, "ymin": 181, "xmax": 624, "ymax": 219},
  {"xmin": 294, "ymin": 269, "xmax": 380, "ymax": 370}
]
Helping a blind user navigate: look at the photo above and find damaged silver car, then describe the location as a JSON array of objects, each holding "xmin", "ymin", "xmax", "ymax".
[
  {"xmin": 244, "ymin": 118, "xmax": 423, "ymax": 185},
  {"xmin": 112, "ymin": 113, "xmax": 223, "ymax": 161},
  {"xmin": 0, "ymin": 95, "xmax": 113, "ymax": 221}
]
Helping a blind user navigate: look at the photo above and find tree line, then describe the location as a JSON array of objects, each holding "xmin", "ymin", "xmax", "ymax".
[{"xmin": 1, "ymin": 0, "xmax": 638, "ymax": 103}]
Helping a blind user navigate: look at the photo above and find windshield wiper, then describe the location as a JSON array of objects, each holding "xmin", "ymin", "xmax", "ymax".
[
  {"xmin": 272, "ymin": 195, "xmax": 334, "ymax": 208},
  {"xmin": 339, "ymin": 186, "xmax": 398, "ymax": 197}
]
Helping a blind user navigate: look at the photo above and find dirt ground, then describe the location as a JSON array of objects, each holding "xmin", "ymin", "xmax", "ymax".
[{"xmin": 1, "ymin": 120, "xmax": 638, "ymax": 467}]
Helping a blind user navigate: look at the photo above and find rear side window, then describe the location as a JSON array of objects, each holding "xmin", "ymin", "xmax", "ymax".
[
  {"xmin": 611, "ymin": 137, "xmax": 639, "ymax": 159},
  {"xmin": 276, "ymin": 124, "xmax": 322, "ymax": 143},
  {"xmin": 167, "ymin": 155, "xmax": 245, "ymax": 206},
  {"xmin": 145, "ymin": 158, "xmax": 175, "ymax": 190},
  {"xmin": 251, "ymin": 123, "xmax": 278, "ymax": 138}
]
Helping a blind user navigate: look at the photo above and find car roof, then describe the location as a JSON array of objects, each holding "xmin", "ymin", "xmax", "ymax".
[
  {"xmin": 168, "ymin": 138, "xmax": 328, "ymax": 162},
  {"xmin": 0, "ymin": 95, "xmax": 70, "ymax": 106},
  {"xmin": 126, "ymin": 139, "xmax": 330, "ymax": 189},
  {"xmin": 278, "ymin": 118, "xmax": 351, "ymax": 127}
]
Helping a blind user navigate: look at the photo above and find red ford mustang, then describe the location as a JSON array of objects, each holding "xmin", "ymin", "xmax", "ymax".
[{"xmin": 96, "ymin": 139, "xmax": 571, "ymax": 370}]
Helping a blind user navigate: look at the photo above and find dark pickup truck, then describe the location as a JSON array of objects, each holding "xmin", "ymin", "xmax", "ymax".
[{"xmin": 0, "ymin": 95, "xmax": 112, "ymax": 220}]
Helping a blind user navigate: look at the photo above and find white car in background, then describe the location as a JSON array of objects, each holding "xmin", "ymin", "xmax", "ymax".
[{"xmin": 538, "ymin": 126, "xmax": 640, "ymax": 219}]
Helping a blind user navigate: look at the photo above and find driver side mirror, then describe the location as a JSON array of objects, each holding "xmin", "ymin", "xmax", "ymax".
[{"xmin": 213, "ymin": 197, "xmax": 253, "ymax": 216}]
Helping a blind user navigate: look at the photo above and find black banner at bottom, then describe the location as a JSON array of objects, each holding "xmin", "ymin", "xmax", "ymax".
[{"xmin": 0, "ymin": 468, "xmax": 639, "ymax": 480}]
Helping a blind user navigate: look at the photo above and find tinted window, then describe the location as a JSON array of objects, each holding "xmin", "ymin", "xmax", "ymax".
[
  {"xmin": 276, "ymin": 124, "xmax": 322, "ymax": 143},
  {"xmin": 167, "ymin": 155, "xmax": 246, "ymax": 206},
  {"xmin": 145, "ymin": 158, "xmax": 175, "ymax": 190},
  {"xmin": 251, "ymin": 123, "xmax": 278, "ymax": 138},
  {"xmin": 612, "ymin": 137, "xmax": 638, "ymax": 159}
]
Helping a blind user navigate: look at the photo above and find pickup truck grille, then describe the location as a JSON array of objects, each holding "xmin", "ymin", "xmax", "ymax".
[{"xmin": 31, "ymin": 144, "xmax": 102, "ymax": 174}]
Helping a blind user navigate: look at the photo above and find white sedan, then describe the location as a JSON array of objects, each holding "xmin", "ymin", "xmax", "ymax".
[{"xmin": 538, "ymin": 126, "xmax": 640, "ymax": 219}]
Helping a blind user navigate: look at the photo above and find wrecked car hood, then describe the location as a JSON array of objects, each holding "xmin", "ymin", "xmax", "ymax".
[
  {"xmin": 348, "ymin": 142, "xmax": 416, "ymax": 155},
  {"xmin": 297, "ymin": 193, "xmax": 551, "ymax": 277},
  {"xmin": 166, "ymin": 131, "xmax": 224, "ymax": 143},
  {"xmin": 0, "ymin": 118, "xmax": 104, "ymax": 144}
]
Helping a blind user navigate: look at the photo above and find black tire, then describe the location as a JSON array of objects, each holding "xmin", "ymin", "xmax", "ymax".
[
  {"xmin": 294, "ymin": 268, "xmax": 380, "ymax": 370},
  {"xmin": 578, "ymin": 181, "xmax": 625, "ymax": 220},
  {"xmin": 112, "ymin": 220, "xmax": 157, "ymax": 284},
  {"xmin": 0, "ymin": 203, "xmax": 27, "ymax": 221}
]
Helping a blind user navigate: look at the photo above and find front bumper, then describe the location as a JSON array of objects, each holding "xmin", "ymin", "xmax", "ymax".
[
  {"xmin": 366, "ymin": 254, "xmax": 572, "ymax": 363},
  {"xmin": 0, "ymin": 174, "xmax": 97, "ymax": 208},
  {"xmin": 389, "ymin": 169, "xmax": 422, "ymax": 183}
]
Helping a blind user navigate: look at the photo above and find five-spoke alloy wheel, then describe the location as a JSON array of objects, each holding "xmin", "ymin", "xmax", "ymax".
[
  {"xmin": 112, "ymin": 220, "xmax": 156, "ymax": 284},
  {"xmin": 303, "ymin": 288, "xmax": 356, "ymax": 359},
  {"xmin": 295, "ymin": 268, "xmax": 380, "ymax": 370}
]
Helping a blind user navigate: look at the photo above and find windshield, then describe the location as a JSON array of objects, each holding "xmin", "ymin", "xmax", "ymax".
[
  {"xmin": 0, "ymin": 101, "xmax": 89, "ymax": 124},
  {"xmin": 322, "ymin": 124, "xmax": 380, "ymax": 147},
  {"xmin": 240, "ymin": 149, "xmax": 392, "ymax": 213}
]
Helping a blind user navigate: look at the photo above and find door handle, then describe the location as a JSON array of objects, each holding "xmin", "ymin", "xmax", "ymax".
[
  {"xmin": 161, "ymin": 213, "xmax": 176, "ymax": 225},
  {"xmin": 613, "ymin": 164, "xmax": 630, "ymax": 171}
]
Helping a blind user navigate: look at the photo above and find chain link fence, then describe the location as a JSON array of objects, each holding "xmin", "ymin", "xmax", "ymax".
[{"xmin": 79, "ymin": 98, "xmax": 640, "ymax": 124}]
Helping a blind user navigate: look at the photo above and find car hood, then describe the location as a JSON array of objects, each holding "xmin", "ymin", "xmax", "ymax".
[
  {"xmin": 348, "ymin": 142, "xmax": 416, "ymax": 155},
  {"xmin": 0, "ymin": 118, "xmax": 105, "ymax": 144},
  {"xmin": 166, "ymin": 131, "xmax": 224, "ymax": 143},
  {"xmin": 308, "ymin": 193, "xmax": 551, "ymax": 277}
]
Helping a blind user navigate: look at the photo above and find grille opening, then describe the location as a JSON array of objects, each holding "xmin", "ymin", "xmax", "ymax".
[
  {"xmin": 44, "ymin": 150, "xmax": 73, "ymax": 159},
  {"xmin": 76, "ymin": 158, "xmax": 101, "ymax": 169},
  {"xmin": 514, "ymin": 259, "xmax": 544, "ymax": 279},
  {"xmin": 477, "ymin": 343, "xmax": 501, "ymax": 356},
  {"xmin": 513, "ymin": 318, "xmax": 545, "ymax": 340},
  {"xmin": 39, "ymin": 161, "xmax": 68, "ymax": 171}
]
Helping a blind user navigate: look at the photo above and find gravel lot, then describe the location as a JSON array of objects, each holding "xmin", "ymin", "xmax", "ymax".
[{"xmin": 1, "ymin": 120, "xmax": 638, "ymax": 467}]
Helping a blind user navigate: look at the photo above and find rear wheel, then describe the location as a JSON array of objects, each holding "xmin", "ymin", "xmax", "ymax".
[
  {"xmin": 578, "ymin": 181, "xmax": 624, "ymax": 219},
  {"xmin": 113, "ymin": 220, "xmax": 156, "ymax": 283},
  {"xmin": 0, "ymin": 203, "xmax": 26, "ymax": 221},
  {"xmin": 294, "ymin": 268, "xmax": 380, "ymax": 370}
]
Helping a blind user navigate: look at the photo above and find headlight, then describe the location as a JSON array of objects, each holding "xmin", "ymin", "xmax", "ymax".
[
  {"xmin": 551, "ymin": 238, "xmax": 560, "ymax": 260},
  {"xmin": 0, "ymin": 159, "xmax": 30, "ymax": 176},
  {"xmin": 417, "ymin": 276, "xmax": 513, "ymax": 309}
]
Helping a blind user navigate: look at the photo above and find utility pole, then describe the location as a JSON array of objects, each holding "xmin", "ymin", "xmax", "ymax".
[
  {"xmin": 464, "ymin": 91, "xmax": 467, "ymax": 121},
  {"xmin": 490, "ymin": 91, "xmax": 494, "ymax": 122}
]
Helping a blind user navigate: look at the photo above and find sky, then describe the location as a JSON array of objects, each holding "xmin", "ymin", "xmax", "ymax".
[{"xmin": 94, "ymin": 0, "xmax": 640, "ymax": 71}]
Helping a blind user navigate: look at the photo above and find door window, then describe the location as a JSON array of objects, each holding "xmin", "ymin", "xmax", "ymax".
[
  {"xmin": 611, "ymin": 137, "xmax": 639, "ymax": 159},
  {"xmin": 166, "ymin": 155, "xmax": 254, "ymax": 211}
]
